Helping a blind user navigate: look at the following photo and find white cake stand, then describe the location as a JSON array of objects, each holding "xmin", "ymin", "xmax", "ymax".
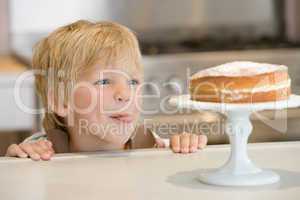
[{"xmin": 169, "ymin": 94, "xmax": 300, "ymax": 186}]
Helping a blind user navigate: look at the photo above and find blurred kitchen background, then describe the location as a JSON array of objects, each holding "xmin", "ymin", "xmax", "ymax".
[{"xmin": 1, "ymin": 0, "xmax": 300, "ymax": 155}]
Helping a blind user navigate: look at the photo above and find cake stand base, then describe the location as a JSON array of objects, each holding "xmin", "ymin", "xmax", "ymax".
[{"xmin": 198, "ymin": 169, "xmax": 279, "ymax": 186}]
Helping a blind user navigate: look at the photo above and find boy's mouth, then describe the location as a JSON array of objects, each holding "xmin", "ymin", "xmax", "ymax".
[{"xmin": 109, "ymin": 113, "xmax": 134, "ymax": 123}]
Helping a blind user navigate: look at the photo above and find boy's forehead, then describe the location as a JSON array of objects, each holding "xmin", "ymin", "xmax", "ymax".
[{"xmin": 82, "ymin": 63, "xmax": 142, "ymax": 78}]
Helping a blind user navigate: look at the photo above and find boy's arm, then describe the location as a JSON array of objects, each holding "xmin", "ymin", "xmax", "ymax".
[{"xmin": 22, "ymin": 132, "xmax": 48, "ymax": 143}]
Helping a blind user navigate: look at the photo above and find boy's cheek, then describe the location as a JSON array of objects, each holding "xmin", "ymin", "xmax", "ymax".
[
  {"xmin": 133, "ymin": 94, "xmax": 142, "ymax": 112},
  {"xmin": 132, "ymin": 98, "xmax": 142, "ymax": 111},
  {"xmin": 72, "ymin": 86, "xmax": 98, "ymax": 112},
  {"xmin": 97, "ymin": 89, "xmax": 114, "ymax": 110}
]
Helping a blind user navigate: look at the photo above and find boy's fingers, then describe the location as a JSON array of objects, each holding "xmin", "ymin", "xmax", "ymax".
[
  {"xmin": 45, "ymin": 140, "xmax": 53, "ymax": 148},
  {"xmin": 32, "ymin": 143, "xmax": 52, "ymax": 161},
  {"xmin": 37, "ymin": 140, "xmax": 54, "ymax": 154},
  {"xmin": 189, "ymin": 134, "xmax": 198, "ymax": 153},
  {"xmin": 198, "ymin": 135, "xmax": 208, "ymax": 149},
  {"xmin": 37, "ymin": 140, "xmax": 49, "ymax": 150},
  {"xmin": 170, "ymin": 135, "xmax": 180, "ymax": 153},
  {"xmin": 45, "ymin": 141, "xmax": 55, "ymax": 155},
  {"xmin": 19, "ymin": 143, "xmax": 41, "ymax": 161},
  {"xmin": 6, "ymin": 144, "xmax": 28, "ymax": 158},
  {"xmin": 180, "ymin": 133, "xmax": 190, "ymax": 154}
]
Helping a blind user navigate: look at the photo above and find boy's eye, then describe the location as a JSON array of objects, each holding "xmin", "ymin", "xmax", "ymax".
[
  {"xmin": 129, "ymin": 79, "xmax": 139, "ymax": 85},
  {"xmin": 94, "ymin": 79, "xmax": 111, "ymax": 85}
]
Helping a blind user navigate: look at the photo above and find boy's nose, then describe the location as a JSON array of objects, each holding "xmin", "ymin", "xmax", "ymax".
[{"xmin": 114, "ymin": 89, "xmax": 130, "ymax": 103}]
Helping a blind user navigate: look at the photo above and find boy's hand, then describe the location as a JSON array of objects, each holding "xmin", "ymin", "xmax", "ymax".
[
  {"xmin": 5, "ymin": 140, "xmax": 55, "ymax": 161},
  {"xmin": 170, "ymin": 133, "xmax": 207, "ymax": 153}
]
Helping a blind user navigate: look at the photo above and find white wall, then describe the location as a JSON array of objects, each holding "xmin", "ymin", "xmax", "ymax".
[
  {"xmin": 10, "ymin": 0, "xmax": 111, "ymax": 34},
  {"xmin": 0, "ymin": 0, "xmax": 9, "ymax": 54},
  {"xmin": 10, "ymin": 0, "xmax": 276, "ymax": 35}
]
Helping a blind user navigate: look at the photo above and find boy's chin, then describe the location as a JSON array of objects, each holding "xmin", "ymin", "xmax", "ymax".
[{"xmin": 95, "ymin": 131, "xmax": 132, "ymax": 145}]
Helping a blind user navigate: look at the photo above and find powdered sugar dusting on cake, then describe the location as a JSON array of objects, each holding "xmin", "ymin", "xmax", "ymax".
[{"xmin": 191, "ymin": 61, "xmax": 287, "ymax": 79}]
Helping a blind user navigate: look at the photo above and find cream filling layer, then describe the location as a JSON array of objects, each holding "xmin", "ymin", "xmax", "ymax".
[{"xmin": 220, "ymin": 79, "xmax": 291, "ymax": 94}]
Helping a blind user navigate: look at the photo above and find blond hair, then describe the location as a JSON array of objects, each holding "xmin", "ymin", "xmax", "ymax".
[{"xmin": 32, "ymin": 20, "xmax": 142, "ymax": 132}]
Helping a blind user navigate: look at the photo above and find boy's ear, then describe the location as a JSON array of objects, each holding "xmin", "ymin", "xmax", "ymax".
[{"xmin": 47, "ymin": 89, "xmax": 68, "ymax": 117}]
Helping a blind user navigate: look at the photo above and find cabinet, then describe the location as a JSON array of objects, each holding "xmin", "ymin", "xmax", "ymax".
[{"xmin": 0, "ymin": 56, "xmax": 36, "ymax": 131}]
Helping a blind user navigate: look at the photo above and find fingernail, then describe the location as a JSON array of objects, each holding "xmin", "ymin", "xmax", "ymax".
[
  {"xmin": 42, "ymin": 155, "xmax": 50, "ymax": 161},
  {"xmin": 20, "ymin": 153, "xmax": 28, "ymax": 158},
  {"xmin": 182, "ymin": 148, "xmax": 189, "ymax": 153},
  {"xmin": 32, "ymin": 154, "xmax": 40, "ymax": 160},
  {"xmin": 43, "ymin": 152, "xmax": 50, "ymax": 158}
]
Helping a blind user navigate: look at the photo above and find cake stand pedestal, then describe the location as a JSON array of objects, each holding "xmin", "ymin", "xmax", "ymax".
[{"xmin": 169, "ymin": 94, "xmax": 300, "ymax": 186}]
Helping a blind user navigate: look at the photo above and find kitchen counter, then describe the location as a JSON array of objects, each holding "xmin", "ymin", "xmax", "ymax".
[
  {"xmin": 0, "ymin": 56, "xmax": 26, "ymax": 72},
  {"xmin": 1, "ymin": 141, "xmax": 300, "ymax": 200}
]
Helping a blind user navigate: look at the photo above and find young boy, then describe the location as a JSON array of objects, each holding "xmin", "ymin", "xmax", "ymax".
[{"xmin": 6, "ymin": 20, "xmax": 207, "ymax": 161}]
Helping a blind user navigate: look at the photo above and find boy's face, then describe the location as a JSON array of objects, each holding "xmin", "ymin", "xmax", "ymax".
[{"xmin": 69, "ymin": 62, "xmax": 143, "ymax": 145}]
